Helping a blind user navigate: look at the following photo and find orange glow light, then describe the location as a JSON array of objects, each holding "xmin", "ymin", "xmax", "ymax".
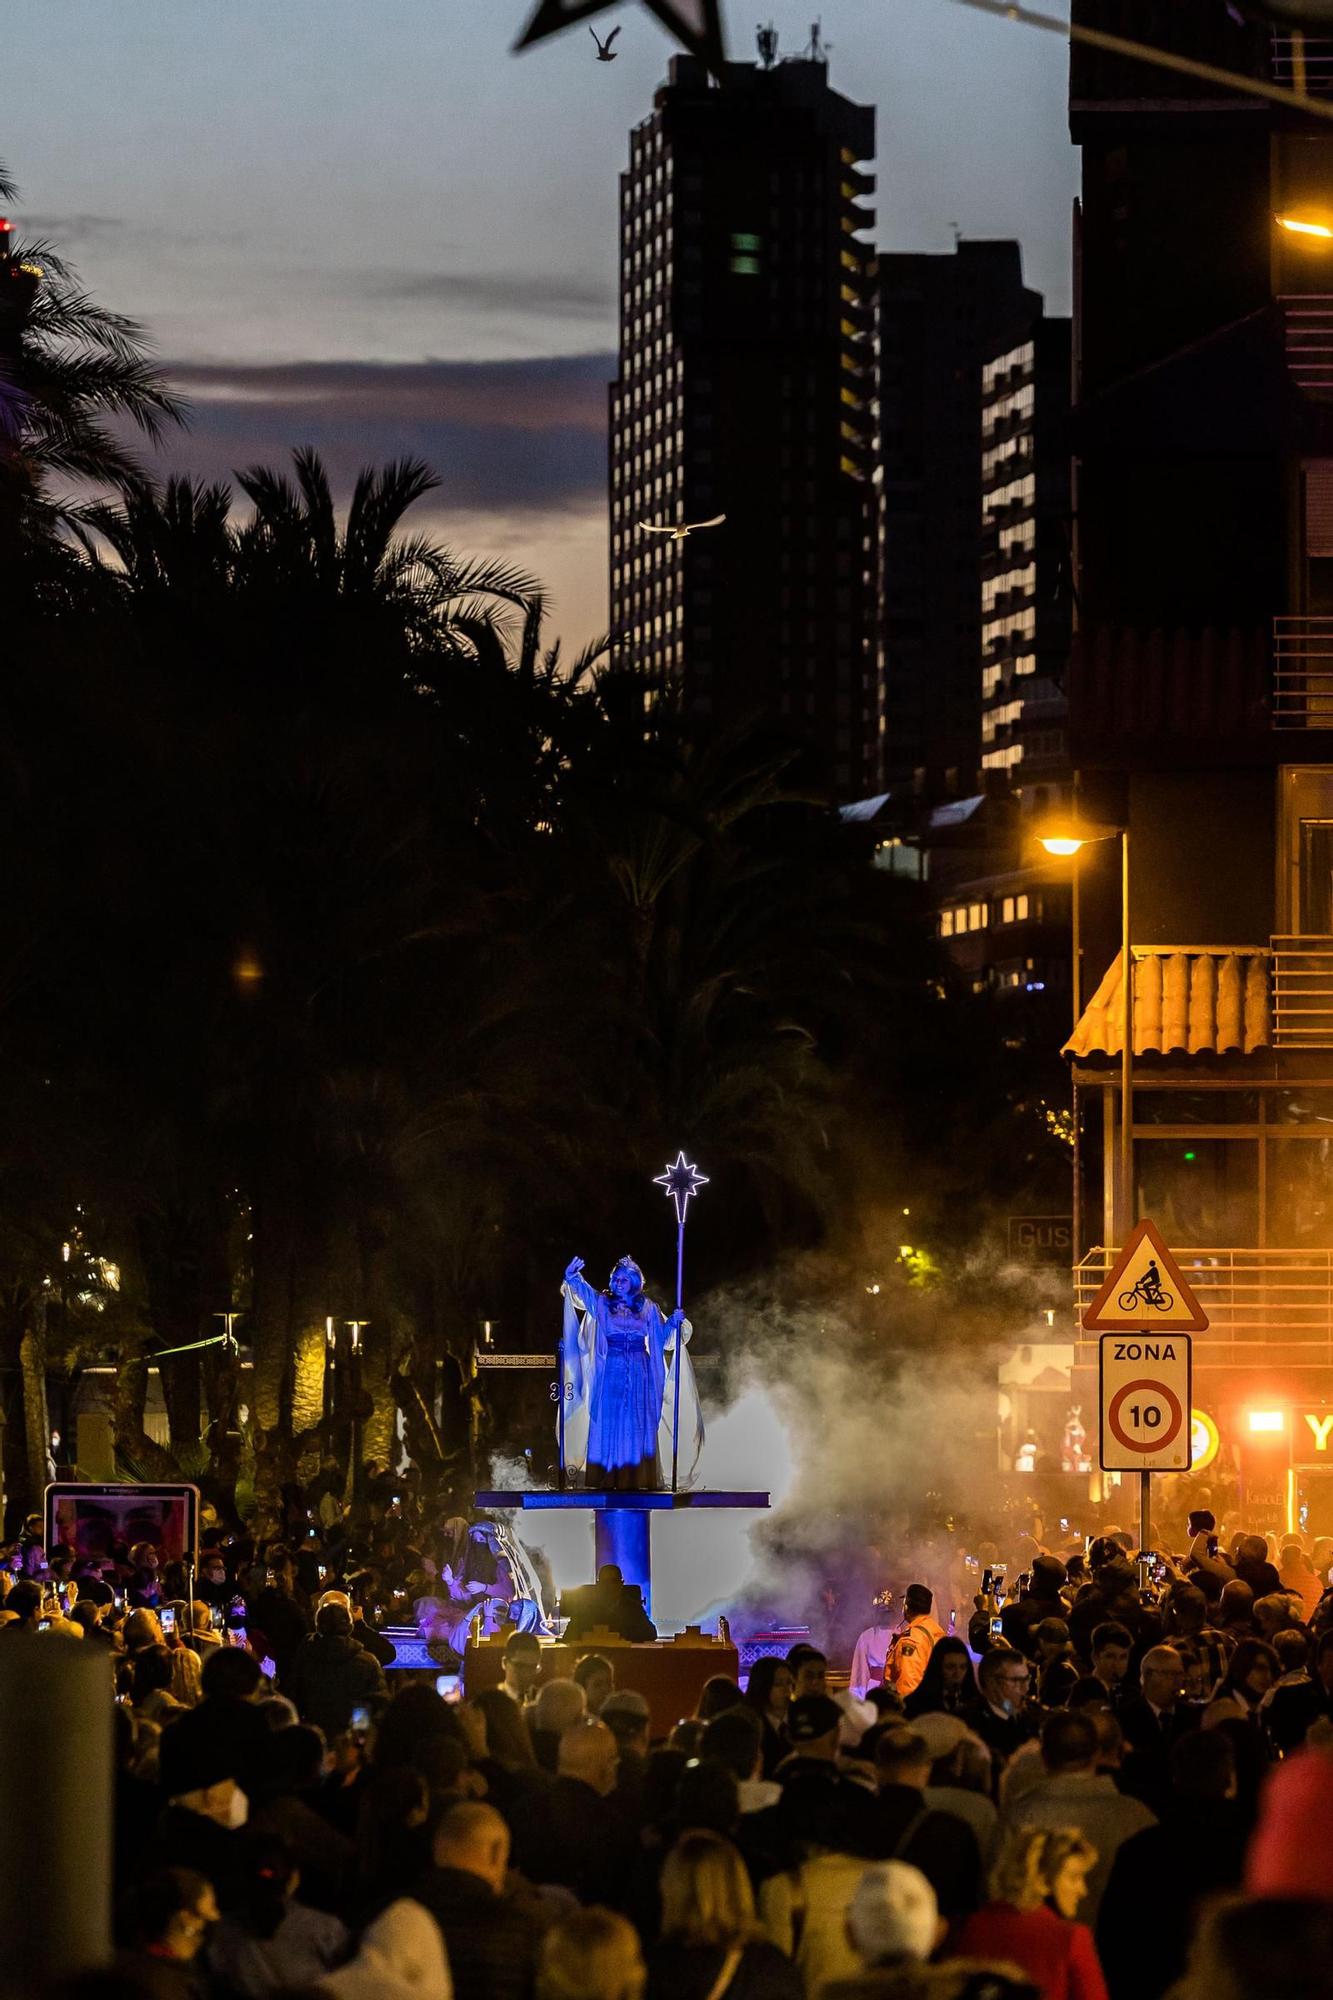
[{"xmin": 1248, "ymin": 1409, "xmax": 1286, "ymax": 1433}]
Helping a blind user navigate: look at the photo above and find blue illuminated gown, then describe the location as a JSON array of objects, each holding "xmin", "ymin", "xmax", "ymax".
[{"xmin": 560, "ymin": 1274, "xmax": 704, "ymax": 1490}]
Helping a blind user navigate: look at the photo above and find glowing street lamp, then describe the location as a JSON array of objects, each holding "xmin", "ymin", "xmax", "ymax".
[{"xmin": 1037, "ymin": 821, "xmax": 1132, "ymax": 1244}]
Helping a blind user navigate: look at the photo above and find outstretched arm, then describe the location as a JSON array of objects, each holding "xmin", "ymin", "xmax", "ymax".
[{"xmin": 563, "ymin": 1256, "xmax": 600, "ymax": 1316}]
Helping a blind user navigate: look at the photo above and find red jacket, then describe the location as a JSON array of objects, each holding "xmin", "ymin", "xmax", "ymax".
[{"xmin": 958, "ymin": 1902, "xmax": 1108, "ymax": 2000}]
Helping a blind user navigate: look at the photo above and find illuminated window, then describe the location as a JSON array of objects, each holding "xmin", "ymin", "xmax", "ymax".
[
  {"xmin": 1016, "ymin": 893, "xmax": 1030, "ymax": 920},
  {"xmin": 940, "ymin": 910, "xmax": 955, "ymax": 938},
  {"xmin": 730, "ymin": 231, "xmax": 761, "ymax": 252},
  {"xmin": 1002, "ymin": 897, "xmax": 1015, "ymax": 924},
  {"xmin": 730, "ymin": 256, "xmax": 760, "ymax": 275}
]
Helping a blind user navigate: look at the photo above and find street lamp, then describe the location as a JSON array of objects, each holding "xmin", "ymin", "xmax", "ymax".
[{"xmin": 1037, "ymin": 821, "xmax": 1132, "ymax": 1245}]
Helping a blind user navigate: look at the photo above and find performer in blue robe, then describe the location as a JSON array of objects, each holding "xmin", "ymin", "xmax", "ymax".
[{"xmin": 560, "ymin": 1254, "xmax": 704, "ymax": 1490}]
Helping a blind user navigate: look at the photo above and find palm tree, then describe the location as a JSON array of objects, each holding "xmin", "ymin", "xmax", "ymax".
[{"xmin": 0, "ymin": 159, "xmax": 183, "ymax": 544}]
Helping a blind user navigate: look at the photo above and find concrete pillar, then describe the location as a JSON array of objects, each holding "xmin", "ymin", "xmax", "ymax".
[{"xmin": 0, "ymin": 1638, "xmax": 112, "ymax": 1981}]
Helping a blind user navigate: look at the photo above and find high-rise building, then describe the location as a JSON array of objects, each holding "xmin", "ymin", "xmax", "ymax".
[
  {"xmin": 608, "ymin": 48, "xmax": 878, "ymax": 796},
  {"xmin": 912, "ymin": 280, "xmax": 1074, "ymax": 1004},
  {"xmin": 875, "ymin": 242, "xmax": 1041, "ymax": 800}
]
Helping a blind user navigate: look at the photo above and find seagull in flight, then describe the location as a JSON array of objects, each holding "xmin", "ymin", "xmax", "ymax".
[
  {"xmin": 590, "ymin": 23, "xmax": 621, "ymax": 59},
  {"xmin": 638, "ymin": 514, "xmax": 726, "ymax": 542}
]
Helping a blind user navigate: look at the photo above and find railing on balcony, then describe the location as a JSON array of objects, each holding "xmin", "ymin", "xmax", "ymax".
[
  {"xmin": 1273, "ymin": 617, "xmax": 1333, "ymax": 726},
  {"xmin": 1279, "ymin": 297, "xmax": 1333, "ymax": 396},
  {"xmin": 1075, "ymin": 1246, "xmax": 1333, "ymax": 1367},
  {"xmin": 1271, "ymin": 32, "xmax": 1333, "ymax": 93},
  {"xmin": 1271, "ymin": 936, "xmax": 1333, "ymax": 1047}
]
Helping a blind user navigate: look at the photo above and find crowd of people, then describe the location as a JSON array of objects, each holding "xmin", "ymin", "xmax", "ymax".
[{"xmin": 3, "ymin": 1484, "xmax": 1333, "ymax": 2000}]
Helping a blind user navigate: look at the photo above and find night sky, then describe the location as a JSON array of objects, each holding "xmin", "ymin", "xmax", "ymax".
[{"xmin": 6, "ymin": 0, "xmax": 1076, "ymax": 644}]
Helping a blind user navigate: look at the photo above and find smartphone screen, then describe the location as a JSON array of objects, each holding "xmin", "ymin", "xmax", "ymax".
[
  {"xmin": 350, "ymin": 1704, "xmax": 371, "ymax": 1737},
  {"xmin": 989, "ymin": 1616, "xmax": 1004, "ymax": 1637},
  {"xmin": 981, "ymin": 1567, "xmax": 995, "ymax": 1595},
  {"xmin": 160, "ymin": 1607, "xmax": 176, "ymax": 1635}
]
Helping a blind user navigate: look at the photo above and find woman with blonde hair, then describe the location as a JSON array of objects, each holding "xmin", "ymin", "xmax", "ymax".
[
  {"xmin": 537, "ymin": 1907, "xmax": 645, "ymax": 2000},
  {"xmin": 958, "ymin": 1827, "xmax": 1107, "ymax": 2000},
  {"xmin": 646, "ymin": 1829, "xmax": 801, "ymax": 2000}
]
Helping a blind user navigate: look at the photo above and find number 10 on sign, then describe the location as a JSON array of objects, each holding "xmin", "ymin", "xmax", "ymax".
[{"xmin": 1098, "ymin": 1332, "xmax": 1193, "ymax": 1472}]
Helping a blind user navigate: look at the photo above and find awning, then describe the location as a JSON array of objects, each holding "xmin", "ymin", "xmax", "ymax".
[{"xmin": 1064, "ymin": 947, "xmax": 1271, "ymax": 1058}]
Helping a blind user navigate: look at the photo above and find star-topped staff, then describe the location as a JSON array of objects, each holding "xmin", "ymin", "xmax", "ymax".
[
  {"xmin": 514, "ymin": 0, "xmax": 727, "ymax": 75},
  {"xmin": 654, "ymin": 1150, "xmax": 708, "ymax": 1489}
]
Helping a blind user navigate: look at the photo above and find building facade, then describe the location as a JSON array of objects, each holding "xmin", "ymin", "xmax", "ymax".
[
  {"xmin": 924, "ymin": 297, "xmax": 1074, "ymax": 1003},
  {"xmin": 608, "ymin": 50, "xmax": 878, "ymax": 796},
  {"xmin": 1062, "ymin": 0, "xmax": 1333, "ymax": 1531},
  {"xmin": 875, "ymin": 241, "xmax": 1042, "ymax": 802}
]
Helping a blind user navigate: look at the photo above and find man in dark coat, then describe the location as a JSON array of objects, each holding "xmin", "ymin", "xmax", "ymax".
[
  {"xmin": 413, "ymin": 1801, "xmax": 544, "ymax": 2000},
  {"xmin": 284, "ymin": 1601, "xmax": 386, "ymax": 1738},
  {"xmin": 1097, "ymin": 1729, "xmax": 1247, "ymax": 2000}
]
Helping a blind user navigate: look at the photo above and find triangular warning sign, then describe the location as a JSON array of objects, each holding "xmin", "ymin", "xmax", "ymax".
[{"xmin": 1082, "ymin": 1217, "xmax": 1210, "ymax": 1332}]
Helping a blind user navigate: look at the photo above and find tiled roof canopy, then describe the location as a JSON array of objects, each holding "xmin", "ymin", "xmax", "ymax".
[{"xmin": 1064, "ymin": 947, "xmax": 1271, "ymax": 1058}]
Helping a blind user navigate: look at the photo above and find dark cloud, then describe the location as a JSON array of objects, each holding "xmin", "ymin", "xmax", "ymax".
[
  {"xmin": 131, "ymin": 353, "xmax": 613, "ymax": 515},
  {"xmin": 377, "ymin": 269, "xmax": 614, "ymax": 320}
]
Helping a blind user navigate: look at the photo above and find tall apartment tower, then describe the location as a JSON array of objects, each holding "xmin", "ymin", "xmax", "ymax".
[
  {"xmin": 875, "ymin": 242, "xmax": 1041, "ymax": 800},
  {"xmin": 608, "ymin": 50, "xmax": 878, "ymax": 796},
  {"xmin": 977, "ymin": 312, "xmax": 1071, "ymax": 793},
  {"xmin": 905, "ymin": 268, "xmax": 1073, "ymax": 1005}
]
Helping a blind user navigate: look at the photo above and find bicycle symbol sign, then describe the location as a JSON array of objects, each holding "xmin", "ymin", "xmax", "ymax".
[
  {"xmin": 1117, "ymin": 1262, "xmax": 1173, "ymax": 1315},
  {"xmin": 1082, "ymin": 1218, "xmax": 1209, "ymax": 1334}
]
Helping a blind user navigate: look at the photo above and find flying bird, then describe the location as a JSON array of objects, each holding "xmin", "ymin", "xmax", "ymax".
[
  {"xmin": 590, "ymin": 23, "xmax": 621, "ymax": 58},
  {"xmin": 638, "ymin": 514, "xmax": 726, "ymax": 541}
]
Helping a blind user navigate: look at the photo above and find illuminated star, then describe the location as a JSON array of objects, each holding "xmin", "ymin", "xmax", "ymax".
[
  {"xmin": 514, "ymin": 0, "xmax": 726, "ymax": 73},
  {"xmin": 654, "ymin": 1150, "xmax": 709, "ymax": 1224}
]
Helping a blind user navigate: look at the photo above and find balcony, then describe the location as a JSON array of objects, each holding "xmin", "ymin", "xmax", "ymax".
[
  {"xmin": 1271, "ymin": 32, "xmax": 1333, "ymax": 92},
  {"xmin": 1273, "ymin": 616, "xmax": 1333, "ymax": 726},
  {"xmin": 1279, "ymin": 296, "xmax": 1333, "ymax": 397},
  {"xmin": 1075, "ymin": 1246, "xmax": 1333, "ymax": 1369},
  {"xmin": 1271, "ymin": 936, "xmax": 1333, "ymax": 1047}
]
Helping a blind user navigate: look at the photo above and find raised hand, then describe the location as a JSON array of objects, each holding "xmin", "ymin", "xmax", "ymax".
[
  {"xmin": 665, "ymin": 1308, "xmax": 685, "ymax": 1336},
  {"xmin": 564, "ymin": 1256, "xmax": 585, "ymax": 1281}
]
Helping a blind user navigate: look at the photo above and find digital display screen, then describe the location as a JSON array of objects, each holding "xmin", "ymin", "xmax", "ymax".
[{"xmin": 45, "ymin": 1483, "xmax": 200, "ymax": 1564}]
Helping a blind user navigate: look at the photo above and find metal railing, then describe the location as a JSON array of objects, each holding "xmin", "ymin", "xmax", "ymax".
[
  {"xmin": 1273, "ymin": 616, "xmax": 1333, "ymax": 726},
  {"xmin": 1272, "ymin": 935, "xmax": 1333, "ymax": 1047},
  {"xmin": 1271, "ymin": 32, "xmax": 1333, "ymax": 92},
  {"xmin": 1075, "ymin": 1245, "xmax": 1333, "ymax": 1367},
  {"xmin": 1279, "ymin": 298, "xmax": 1333, "ymax": 397}
]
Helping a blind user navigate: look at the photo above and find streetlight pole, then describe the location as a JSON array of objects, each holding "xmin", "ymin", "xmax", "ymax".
[{"xmin": 1040, "ymin": 818, "xmax": 1140, "ymax": 1540}]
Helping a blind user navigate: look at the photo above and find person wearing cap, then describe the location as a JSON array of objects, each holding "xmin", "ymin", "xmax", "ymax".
[
  {"xmin": 882, "ymin": 1587, "xmax": 945, "ymax": 1702},
  {"xmin": 821, "ymin": 1861, "xmax": 946, "ymax": 1997},
  {"xmin": 914, "ymin": 1713, "xmax": 999, "ymax": 1856},
  {"xmin": 868, "ymin": 1728, "xmax": 983, "ymax": 1924},
  {"xmin": 775, "ymin": 1693, "xmax": 877, "ymax": 1858},
  {"xmin": 999, "ymin": 1555, "xmax": 1069, "ymax": 1660}
]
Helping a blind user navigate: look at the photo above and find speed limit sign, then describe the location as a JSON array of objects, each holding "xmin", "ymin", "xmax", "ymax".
[{"xmin": 1098, "ymin": 1333, "xmax": 1193, "ymax": 1472}]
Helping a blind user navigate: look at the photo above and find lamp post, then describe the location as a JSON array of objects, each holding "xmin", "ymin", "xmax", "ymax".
[
  {"xmin": 1038, "ymin": 823, "xmax": 1132, "ymax": 1240},
  {"xmin": 1040, "ymin": 820, "xmax": 1139, "ymax": 1541}
]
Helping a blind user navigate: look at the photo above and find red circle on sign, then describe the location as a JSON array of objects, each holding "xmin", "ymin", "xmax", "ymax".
[{"xmin": 1108, "ymin": 1379, "xmax": 1183, "ymax": 1454}]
